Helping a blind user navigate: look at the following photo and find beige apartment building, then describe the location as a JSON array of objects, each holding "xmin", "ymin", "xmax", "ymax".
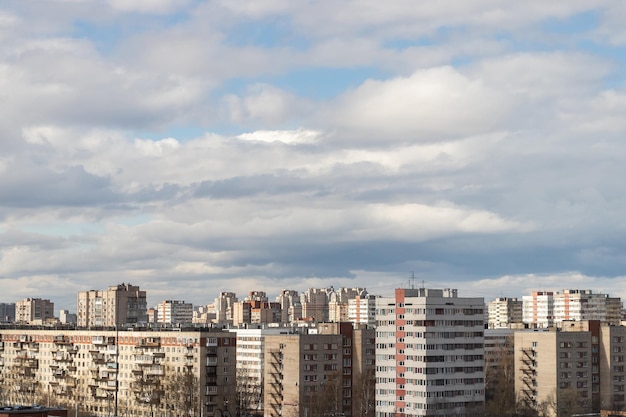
[
  {"xmin": 263, "ymin": 323, "xmax": 375, "ymax": 417},
  {"xmin": 0, "ymin": 328, "xmax": 237, "ymax": 417},
  {"xmin": 15, "ymin": 298, "xmax": 55, "ymax": 324},
  {"xmin": 487, "ymin": 297, "xmax": 523, "ymax": 329},
  {"xmin": 77, "ymin": 283, "xmax": 147, "ymax": 327},
  {"xmin": 514, "ymin": 320, "xmax": 626, "ymax": 415}
]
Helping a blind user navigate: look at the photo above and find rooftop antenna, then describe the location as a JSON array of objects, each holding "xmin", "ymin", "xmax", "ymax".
[{"xmin": 410, "ymin": 271, "xmax": 416, "ymax": 289}]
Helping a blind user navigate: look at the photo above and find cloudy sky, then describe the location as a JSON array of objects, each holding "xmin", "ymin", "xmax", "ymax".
[{"xmin": 2, "ymin": 0, "xmax": 626, "ymax": 312}]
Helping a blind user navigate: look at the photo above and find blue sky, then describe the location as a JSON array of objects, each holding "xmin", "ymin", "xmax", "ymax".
[{"xmin": 1, "ymin": 0, "xmax": 626, "ymax": 311}]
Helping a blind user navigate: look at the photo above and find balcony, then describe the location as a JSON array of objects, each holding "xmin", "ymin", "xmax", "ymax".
[
  {"xmin": 136, "ymin": 337, "xmax": 160, "ymax": 348},
  {"xmin": 93, "ymin": 336, "xmax": 108, "ymax": 345},
  {"xmin": 134, "ymin": 355, "xmax": 154, "ymax": 365},
  {"xmin": 54, "ymin": 335, "xmax": 71, "ymax": 345},
  {"xmin": 145, "ymin": 366, "xmax": 165, "ymax": 376}
]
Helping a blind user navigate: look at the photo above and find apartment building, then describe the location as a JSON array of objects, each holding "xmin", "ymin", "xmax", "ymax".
[
  {"xmin": 300, "ymin": 288, "xmax": 334, "ymax": 322},
  {"xmin": 375, "ymin": 288, "xmax": 485, "ymax": 417},
  {"xmin": 214, "ymin": 292, "xmax": 237, "ymax": 325},
  {"xmin": 263, "ymin": 323, "xmax": 376, "ymax": 417},
  {"xmin": 348, "ymin": 294, "xmax": 377, "ymax": 327},
  {"xmin": 157, "ymin": 300, "xmax": 193, "ymax": 325},
  {"xmin": 15, "ymin": 298, "xmax": 55, "ymax": 324},
  {"xmin": 513, "ymin": 320, "xmax": 626, "ymax": 416},
  {"xmin": 328, "ymin": 288, "xmax": 367, "ymax": 323},
  {"xmin": 275, "ymin": 290, "xmax": 301, "ymax": 323},
  {"xmin": 487, "ymin": 297, "xmax": 523, "ymax": 329},
  {"xmin": 522, "ymin": 291, "xmax": 555, "ymax": 328},
  {"xmin": 0, "ymin": 303, "xmax": 15, "ymax": 323},
  {"xmin": 230, "ymin": 327, "xmax": 295, "ymax": 414},
  {"xmin": 553, "ymin": 290, "xmax": 622, "ymax": 326},
  {"xmin": 522, "ymin": 290, "xmax": 622, "ymax": 328},
  {"xmin": 0, "ymin": 328, "xmax": 237, "ymax": 417},
  {"xmin": 77, "ymin": 283, "xmax": 147, "ymax": 327}
]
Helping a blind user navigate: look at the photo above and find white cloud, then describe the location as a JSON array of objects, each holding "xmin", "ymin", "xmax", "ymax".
[
  {"xmin": 108, "ymin": 0, "xmax": 191, "ymax": 14},
  {"xmin": 326, "ymin": 66, "xmax": 510, "ymax": 141}
]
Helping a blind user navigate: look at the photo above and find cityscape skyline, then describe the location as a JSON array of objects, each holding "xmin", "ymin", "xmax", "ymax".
[
  {"xmin": 2, "ymin": 3, "xmax": 626, "ymax": 312},
  {"xmin": 2, "ymin": 283, "xmax": 624, "ymax": 322}
]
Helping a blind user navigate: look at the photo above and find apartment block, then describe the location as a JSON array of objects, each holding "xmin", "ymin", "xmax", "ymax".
[
  {"xmin": 275, "ymin": 290, "xmax": 301, "ymax": 323},
  {"xmin": 214, "ymin": 292, "xmax": 237, "ymax": 325},
  {"xmin": 487, "ymin": 297, "xmax": 523, "ymax": 329},
  {"xmin": 348, "ymin": 293, "xmax": 377, "ymax": 327},
  {"xmin": 264, "ymin": 333, "xmax": 343, "ymax": 417},
  {"xmin": 375, "ymin": 288, "xmax": 485, "ymax": 417},
  {"xmin": 0, "ymin": 303, "xmax": 15, "ymax": 323},
  {"xmin": 156, "ymin": 300, "xmax": 193, "ymax": 325},
  {"xmin": 77, "ymin": 283, "xmax": 147, "ymax": 327},
  {"xmin": 263, "ymin": 323, "xmax": 375, "ymax": 417},
  {"xmin": 522, "ymin": 290, "xmax": 622, "ymax": 328},
  {"xmin": 230, "ymin": 327, "xmax": 295, "ymax": 414},
  {"xmin": 0, "ymin": 328, "xmax": 237, "ymax": 417},
  {"xmin": 522, "ymin": 291, "xmax": 555, "ymax": 328},
  {"xmin": 15, "ymin": 298, "xmax": 55, "ymax": 324},
  {"xmin": 553, "ymin": 290, "xmax": 622, "ymax": 326}
]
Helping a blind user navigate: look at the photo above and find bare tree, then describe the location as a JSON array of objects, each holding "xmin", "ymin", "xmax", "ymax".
[
  {"xmin": 353, "ymin": 368, "xmax": 375, "ymax": 417},
  {"xmin": 485, "ymin": 337, "xmax": 516, "ymax": 417},
  {"xmin": 236, "ymin": 367, "xmax": 262, "ymax": 415},
  {"xmin": 164, "ymin": 368, "xmax": 200, "ymax": 417}
]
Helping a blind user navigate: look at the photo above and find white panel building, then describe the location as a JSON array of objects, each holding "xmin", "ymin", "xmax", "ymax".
[
  {"xmin": 156, "ymin": 300, "xmax": 193, "ymax": 325},
  {"xmin": 375, "ymin": 288, "xmax": 485, "ymax": 417}
]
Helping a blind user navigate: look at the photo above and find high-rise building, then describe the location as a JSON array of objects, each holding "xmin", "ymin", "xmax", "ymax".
[
  {"xmin": 375, "ymin": 288, "xmax": 485, "ymax": 417},
  {"xmin": 214, "ymin": 292, "xmax": 237, "ymax": 324},
  {"xmin": 59, "ymin": 310, "xmax": 77, "ymax": 324},
  {"xmin": 300, "ymin": 288, "xmax": 332, "ymax": 322},
  {"xmin": 230, "ymin": 327, "xmax": 294, "ymax": 414},
  {"xmin": 328, "ymin": 288, "xmax": 366, "ymax": 322},
  {"xmin": 193, "ymin": 305, "xmax": 216, "ymax": 325},
  {"xmin": 514, "ymin": 320, "xmax": 626, "ymax": 414},
  {"xmin": 0, "ymin": 303, "xmax": 16, "ymax": 323},
  {"xmin": 156, "ymin": 300, "xmax": 193, "ymax": 325},
  {"xmin": 77, "ymin": 283, "xmax": 147, "ymax": 327},
  {"xmin": 263, "ymin": 323, "xmax": 375, "ymax": 417},
  {"xmin": 522, "ymin": 290, "xmax": 622, "ymax": 328},
  {"xmin": 275, "ymin": 290, "xmax": 300, "ymax": 323},
  {"xmin": 522, "ymin": 291, "xmax": 555, "ymax": 328},
  {"xmin": 553, "ymin": 289, "xmax": 622, "ymax": 326},
  {"xmin": 232, "ymin": 292, "xmax": 281, "ymax": 326},
  {"xmin": 348, "ymin": 292, "xmax": 377, "ymax": 326},
  {"xmin": 15, "ymin": 298, "xmax": 55, "ymax": 324},
  {"xmin": 487, "ymin": 297, "xmax": 523, "ymax": 329}
]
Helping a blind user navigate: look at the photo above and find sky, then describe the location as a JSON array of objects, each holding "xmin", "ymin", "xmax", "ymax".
[{"xmin": 2, "ymin": 1, "xmax": 626, "ymax": 313}]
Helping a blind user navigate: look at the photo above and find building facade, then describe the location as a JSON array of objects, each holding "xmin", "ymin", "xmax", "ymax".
[
  {"xmin": 348, "ymin": 293, "xmax": 377, "ymax": 327},
  {"xmin": 522, "ymin": 290, "xmax": 622, "ymax": 328},
  {"xmin": 375, "ymin": 288, "xmax": 485, "ymax": 417},
  {"xmin": 0, "ymin": 303, "xmax": 16, "ymax": 323},
  {"xmin": 77, "ymin": 283, "xmax": 147, "ymax": 327},
  {"xmin": 263, "ymin": 323, "xmax": 376, "ymax": 417},
  {"xmin": 0, "ymin": 328, "xmax": 237, "ymax": 417},
  {"xmin": 15, "ymin": 298, "xmax": 55, "ymax": 324},
  {"xmin": 214, "ymin": 292, "xmax": 237, "ymax": 325},
  {"xmin": 514, "ymin": 321, "xmax": 626, "ymax": 415},
  {"xmin": 156, "ymin": 300, "xmax": 193, "ymax": 325},
  {"xmin": 487, "ymin": 297, "xmax": 523, "ymax": 329}
]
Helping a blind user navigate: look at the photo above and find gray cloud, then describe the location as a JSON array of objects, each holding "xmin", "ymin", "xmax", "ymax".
[{"xmin": 0, "ymin": 1, "xmax": 625, "ymax": 312}]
